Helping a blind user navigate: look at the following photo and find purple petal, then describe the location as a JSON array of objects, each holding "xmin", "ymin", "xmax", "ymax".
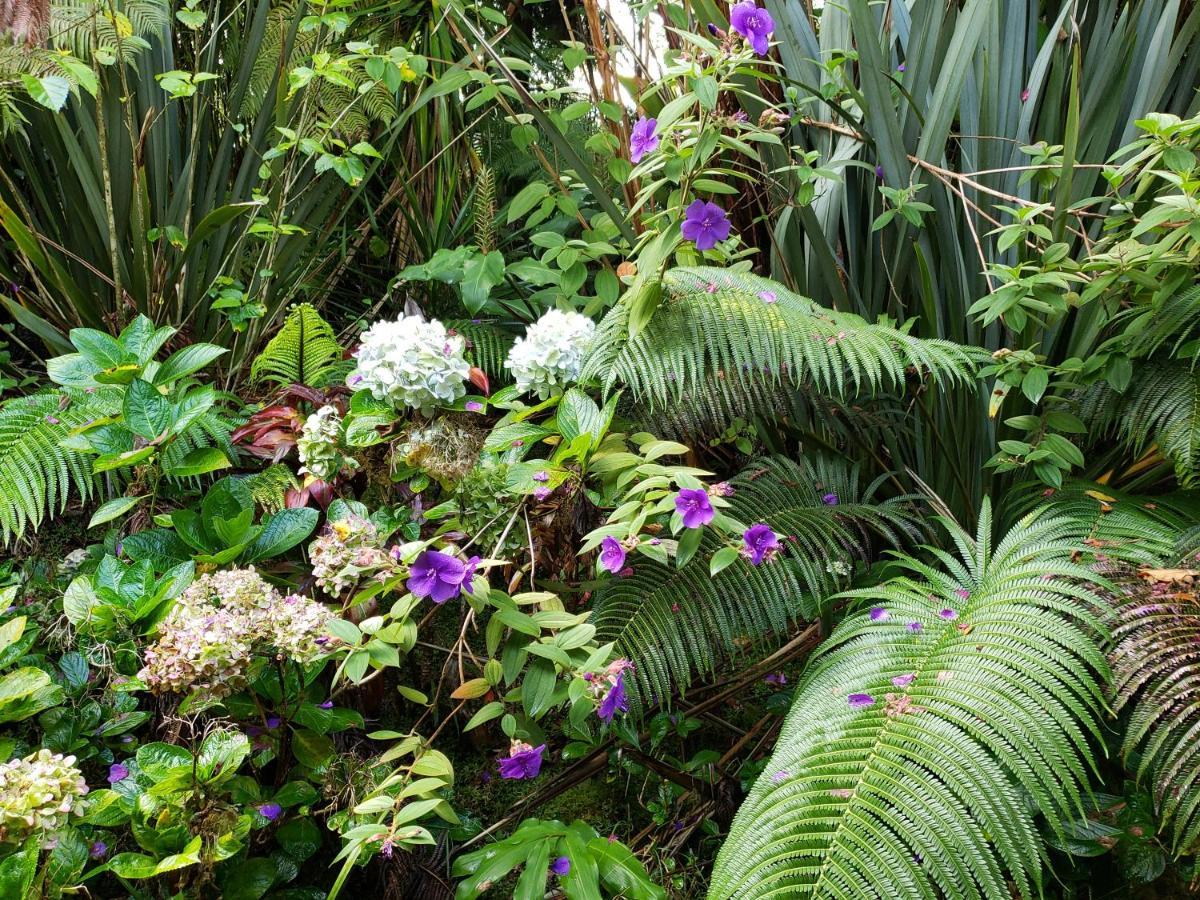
[
  {"xmin": 847, "ymin": 693, "xmax": 875, "ymax": 710},
  {"xmin": 257, "ymin": 802, "xmax": 282, "ymax": 821}
]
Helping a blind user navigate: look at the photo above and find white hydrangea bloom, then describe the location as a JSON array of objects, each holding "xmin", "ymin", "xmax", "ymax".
[
  {"xmin": 505, "ymin": 309, "xmax": 596, "ymax": 400},
  {"xmin": 297, "ymin": 405, "xmax": 357, "ymax": 482},
  {"xmin": 348, "ymin": 315, "xmax": 470, "ymax": 414}
]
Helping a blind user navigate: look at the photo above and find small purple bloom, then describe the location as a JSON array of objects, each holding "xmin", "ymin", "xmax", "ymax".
[
  {"xmin": 758, "ymin": 290, "xmax": 777, "ymax": 304},
  {"xmin": 44, "ymin": 415, "xmax": 59, "ymax": 425},
  {"xmin": 869, "ymin": 607, "xmax": 889, "ymax": 622},
  {"xmin": 257, "ymin": 802, "xmax": 282, "ymax": 821},
  {"xmin": 770, "ymin": 770, "xmax": 790, "ymax": 783},
  {"xmin": 108, "ymin": 763, "xmax": 129, "ymax": 785},
  {"xmin": 938, "ymin": 608, "xmax": 959, "ymax": 620},
  {"xmin": 600, "ymin": 537, "xmax": 626, "ymax": 575},
  {"xmin": 729, "ymin": 0, "xmax": 775, "ymax": 55},
  {"xmin": 348, "ymin": 374, "xmax": 363, "ymax": 386},
  {"xmin": 498, "ymin": 743, "xmax": 546, "ymax": 780},
  {"xmin": 908, "ymin": 621, "xmax": 923, "ymax": 633},
  {"xmin": 533, "ymin": 486, "xmax": 551, "ymax": 501},
  {"xmin": 764, "ymin": 672, "xmax": 787, "ymax": 686},
  {"xmin": 265, "ymin": 716, "xmax": 281, "ymax": 729},
  {"xmin": 742, "ymin": 523, "xmax": 780, "ymax": 565},
  {"xmin": 462, "ymin": 556, "xmax": 481, "ymax": 595},
  {"xmin": 551, "ymin": 856, "xmax": 571, "ymax": 876},
  {"xmin": 598, "ymin": 672, "xmax": 628, "ymax": 722},
  {"xmin": 533, "ymin": 470, "xmax": 549, "ymax": 483},
  {"xmin": 319, "ymin": 700, "xmax": 334, "ymax": 709},
  {"xmin": 707, "ymin": 22, "xmax": 723, "ymax": 36},
  {"xmin": 408, "ymin": 550, "xmax": 469, "ymax": 603},
  {"xmin": 466, "ymin": 401, "xmax": 484, "ymax": 412},
  {"xmin": 897, "ymin": 62, "xmax": 906, "ymax": 72},
  {"xmin": 822, "ymin": 492, "xmax": 839, "ymax": 505},
  {"xmin": 847, "ymin": 693, "xmax": 875, "ymax": 710},
  {"xmin": 90, "ymin": 841, "xmax": 108, "ymax": 859},
  {"xmin": 675, "ymin": 488, "xmax": 715, "ymax": 528},
  {"xmin": 629, "ymin": 116, "xmax": 659, "ymax": 164},
  {"xmin": 681, "ymin": 200, "xmax": 731, "ymax": 251},
  {"xmin": 954, "ymin": 588, "xmax": 970, "ymax": 600},
  {"xmin": 892, "ymin": 673, "xmax": 916, "ymax": 688}
]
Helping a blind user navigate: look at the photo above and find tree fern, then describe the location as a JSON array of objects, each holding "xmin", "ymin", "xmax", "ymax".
[
  {"xmin": 1111, "ymin": 557, "xmax": 1200, "ymax": 855},
  {"xmin": 0, "ymin": 389, "xmax": 117, "ymax": 544},
  {"xmin": 446, "ymin": 319, "xmax": 515, "ymax": 386},
  {"xmin": 710, "ymin": 500, "xmax": 1110, "ymax": 899},
  {"xmin": 582, "ymin": 268, "xmax": 981, "ymax": 416},
  {"xmin": 249, "ymin": 303, "xmax": 349, "ymax": 389},
  {"xmin": 592, "ymin": 455, "xmax": 918, "ymax": 706}
]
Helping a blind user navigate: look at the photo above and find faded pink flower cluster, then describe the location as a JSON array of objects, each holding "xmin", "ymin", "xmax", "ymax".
[
  {"xmin": 139, "ymin": 568, "xmax": 333, "ymax": 696},
  {"xmin": 0, "ymin": 749, "xmax": 89, "ymax": 843},
  {"xmin": 310, "ymin": 517, "xmax": 393, "ymax": 597}
]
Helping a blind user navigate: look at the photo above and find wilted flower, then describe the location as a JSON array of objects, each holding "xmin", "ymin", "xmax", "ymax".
[
  {"xmin": 264, "ymin": 594, "xmax": 335, "ymax": 665},
  {"xmin": 408, "ymin": 549, "xmax": 479, "ymax": 603},
  {"xmin": 505, "ymin": 309, "xmax": 597, "ymax": 400},
  {"xmin": 599, "ymin": 537, "xmax": 626, "ymax": 575},
  {"xmin": 729, "ymin": 1, "xmax": 775, "ymax": 55},
  {"xmin": 892, "ymin": 673, "xmax": 916, "ymax": 688},
  {"xmin": 90, "ymin": 841, "xmax": 108, "ymax": 859},
  {"xmin": 907, "ymin": 621, "xmax": 923, "ymax": 633},
  {"xmin": 764, "ymin": 672, "xmax": 787, "ymax": 686},
  {"xmin": 676, "ymin": 488, "xmax": 715, "ymax": 528},
  {"xmin": 953, "ymin": 588, "xmax": 970, "ymax": 600},
  {"xmin": 681, "ymin": 200, "xmax": 731, "ymax": 251},
  {"xmin": 465, "ymin": 400, "xmax": 484, "ymax": 413},
  {"xmin": 0, "ymin": 750, "xmax": 89, "ymax": 844},
  {"xmin": 742, "ymin": 523, "xmax": 780, "ymax": 565},
  {"xmin": 297, "ymin": 405, "xmax": 357, "ymax": 483},
  {"xmin": 498, "ymin": 740, "xmax": 546, "ymax": 780},
  {"xmin": 629, "ymin": 116, "xmax": 659, "ymax": 163},
  {"xmin": 348, "ymin": 314, "xmax": 471, "ymax": 414},
  {"xmin": 847, "ymin": 693, "xmax": 875, "ymax": 710},
  {"xmin": 533, "ymin": 486, "xmax": 552, "ymax": 502},
  {"xmin": 758, "ymin": 291, "xmax": 777, "ymax": 304},
  {"xmin": 938, "ymin": 608, "xmax": 959, "ymax": 621},
  {"xmin": 310, "ymin": 517, "xmax": 391, "ymax": 596}
]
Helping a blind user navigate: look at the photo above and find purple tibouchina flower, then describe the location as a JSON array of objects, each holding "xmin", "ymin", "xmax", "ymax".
[
  {"xmin": 462, "ymin": 556, "xmax": 481, "ymax": 594},
  {"xmin": 764, "ymin": 672, "xmax": 787, "ymax": 686},
  {"xmin": 598, "ymin": 672, "xmax": 628, "ymax": 722},
  {"xmin": 265, "ymin": 716, "xmax": 281, "ymax": 729},
  {"xmin": 939, "ymin": 608, "xmax": 959, "ymax": 620},
  {"xmin": 869, "ymin": 607, "xmax": 889, "ymax": 622},
  {"xmin": 822, "ymin": 492, "xmax": 839, "ymax": 505},
  {"xmin": 847, "ymin": 693, "xmax": 875, "ymax": 710},
  {"xmin": 408, "ymin": 550, "xmax": 471, "ymax": 603},
  {"xmin": 551, "ymin": 856, "xmax": 571, "ymax": 876},
  {"xmin": 630, "ymin": 116, "xmax": 659, "ymax": 163},
  {"xmin": 908, "ymin": 621, "xmax": 923, "ymax": 633},
  {"xmin": 758, "ymin": 290, "xmax": 777, "ymax": 303},
  {"xmin": 319, "ymin": 699, "xmax": 334, "ymax": 709},
  {"xmin": 742, "ymin": 523, "xmax": 780, "ymax": 565},
  {"xmin": 108, "ymin": 763, "xmax": 129, "ymax": 785},
  {"xmin": 681, "ymin": 200, "xmax": 731, "ymax": 251},
  {"xmin": 533, "ymin": 470, "xmax": 549, "ymax": 482},
  {"xmin": 466, "ymin": 401, "xmax": 484, "ymax": 412},
  {"xmin": 533, "ymin": 486, "xmax": 551, "ymax": 501},
  {"xmin": 90, "ymin": 841, "xmax": 108, "ymax": 859},
  {"xmin": 892, "ymin": 673, "xmax": 916, "ymax": 688},
  {"xmin": 897, "ymin": 62, "xmax": 906, "ymax": 72},
  {"xmin": 875, "ymin": 165, "xmax": 885, "ymax": 180},
  {"xmin": 257, "ymin": 802, "xmax": 282, "ymax": 821},
  {"xmin": 729, "ymin": 1, "xmax": 775, "ymax": 55},
  {"xmin": 498, "ymin": 742, "xmax": 546, "ymax": 780},
  {"xmin": 600, "ymin": 537, "xmax": 626, "ymax": 574},
  {"xmin": 675, "ymin": 488, "xmax": 715, "ymax": 528}
]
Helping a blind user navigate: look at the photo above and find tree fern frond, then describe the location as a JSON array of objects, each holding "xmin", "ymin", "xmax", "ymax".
[
  {"xmin": 249, "ymin": 303, "xmax": 349, "ymax": 389},
  {"xmin": 1113, "ymin": 283, "xmax": 1200, "ymax": 362},
  {"xmin": 1077, "ymin": 361, "xmax": 1200, "ymax": 486},
  {"xmin": 241, "ymin": 463, "xmax": 300, "ymax": 514},
  {"xmin": 582, "ymin": 268, "xmax": 981, "ymax": 416},
  {"xmin": 446, "ymin": 319, "xmax": 515, "ymax": 387},
  {"xmin": 710, "ymin": 499, "xmax": 1110, "ymax": 899},
  {"xmin": 1111, "ymin": 558, "xmax": 1200, "ymax": 856},
  {"xmin": 593, "ymin": 455, "xmax": 919, "ymax": 706},
  {"xmin": 0, "ymin": 389, "xmax": 117, "ymax": 544}
]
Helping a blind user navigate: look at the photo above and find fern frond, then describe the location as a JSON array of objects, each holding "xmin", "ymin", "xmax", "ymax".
[
  {"xmin": 593, "ymin": 456, "xmax": 918, "ymax": 706},
  {"xmin": 0, "ymin": 389, "xmax": 117, "ymax": 544},
  {"xmin": 241, "ymin": 464, "xmax": 300, "ymax": 513},
  {"xmin": 1112, "ymin": 559, "xmax": 1200, "ymax": 855},
  {"xmin": 582, "ymin": 268, "xmax": 981, "ymax": 417},
  {"xmin": 249, "ymin": 303, "xmax": 348, "ymax": 389},
  {"xmin": 1112, "ymin": 283, "xmax": 1200, "ymax": 362},
  {"xmin": 446, "ymin": 319, "xmax": 515, "ymax": 387},
  {"xmin": 710, "ymin": 499, "xmax": 1110, "ymax": 899},
  {"xmin": 1077, "ymin": 361, "xmax": 1200, "ymax": 486}
]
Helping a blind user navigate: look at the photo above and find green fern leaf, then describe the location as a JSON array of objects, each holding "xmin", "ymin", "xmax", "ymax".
[
  {"xmin": 710, "ymin": 500, "xmax": 1109, "ymax": 899},
  {"xmin": 249, "ymin": 303, "xmax": 348, "ymax": 388}
]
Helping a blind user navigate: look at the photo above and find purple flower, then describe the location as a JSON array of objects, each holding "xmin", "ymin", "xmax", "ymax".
[
  {"xmin": 551, "ymin": 856, "xmax": 571, "ymax": 876},
  {"xmin": 630, "ymin": 116, "xmax": 659, "ymax": 163},
  {"xmin": 319, "ymin": 699, "xmax": 334, "ymax": 709},
  {"xmin": 108, "ymin": 763, "xmax": 129, "ymax": 785},
  {"xmin": 764, "ymin": 672, "xmax": 787, "ymax": 686},
  {"xmin": 729, "ymin": 1, "xmax": 774, "ymax": 55},
  {"xmin": 681, "ymin": 200, "xmax": 731, "ymax": 251},
  {"xmin": 257, "ymin": 802, "xmax": 282, "ymax": 821},
  {"xmin": 954, "ymin": 588, "xmax": 970, "ymax": 600},
  {"xmin": 847, "ymin": 693, "xmax": 875, "ymax": 710},
  {"xmin": 938, "ymin": 608, "xmax": 959, "ymax": 620},
  {"xmin": 675, "ymin": 488, "xmax": 715, "ymax": 528},
  {"xmin": 462, "ymin": 556, "xmax": 481, "ymax": 594},
  {"xmin": 44, "ymin": 415, "xmax": 59, "ymax": 425},
  {"xmin": 265, "ymin": 716, "xmax": 281, "ymax": 729},
  {"xmin": 742, "ymin": 523, "xmax": 780, "ymax": 565},
  {"xmin": 821, "ymin": 492, "xmax": 839, "ymax": 505},
  {"xmin": 897, "ymin": 62, "xmax": 906, "ymax": 72},
  {"xmin": 758, "ymin": 290, "xmax": 777, "ymax": 303},
  {"xmin": 408, "ymin": 550, "xmax": 470, "ymax": 603},
  {"xmin": 598, "ymin": 672, "xmax": 628, "ymax": 722},
  {"xmin": 533, "ymin": 470, "xmax": 549, "ymax": 483},
  {"xmin": 600, "ymin": 537, "xmax": 626, "ymax": 575},
  {"xmin": 466, "ymin": 401, "xmax": 484, "ymax": 412},
  {"xmin": 533, "ymin": 486, "xmax": 551, "ymax": 501},
  {"xmin": 908, "ymin": 621, "xmax": 923, "ymax": 633},
  {"xmin": 892, "ymin": 673, "xmax": 916, "ymax": 688},
  {"xmin": 90, "ymin": 841, "xmax": 108, "ymax": 859},
  {"xmin": 498, "ymin": 742, "xmax": 546, "ymax": 780},
  {"xmin": 875, "ymin": 165, "xmax": 885, "ymax": 180}
]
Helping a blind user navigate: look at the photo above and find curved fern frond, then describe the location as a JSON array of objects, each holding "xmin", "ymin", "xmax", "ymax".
[
  {"xmin": 1111, "ymin": 283, "xmax": 1200, "ymax": 362},
  {"xmin": 446, "ymin": 319, "xmax": 516, "ymax": 386},
  {"xmin": 0, "ymin": 389, "xmax": 117, "ymax": 544},
  {"xmin": 249, "ymin": 303, "xmax": 349, "ymax": 389},
  {"xmin": 1111, "ymin": 560, "xmax": 1200, "ymax": 855},
  {"xmin": 1077, "ymin": 361, "xmax": 1200, "ymax": 486},
  {"xmin": 710, "ymin": 499, "xmax": 1110, "ymax": 899},
  {"xmin": 582, "ymin": 268, "xmax": 981, "ymax": 416},
  {"xmin": 593, "ymin": 455, "xmax": 918, "ymax": 706}
]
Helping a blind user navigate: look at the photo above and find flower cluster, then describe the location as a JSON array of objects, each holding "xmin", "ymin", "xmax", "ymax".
[
  {"xmin": 0, "ymin": 750, "xmax": 89, "ymax": 843},
  {"xmin": 504, "ymin": 309, "xmax": 596, "ymax": 400},
  {"xmin": 297, "ymin": 405, "xmax": 358, "ymax": 483},
  {"xmin": 348, "ymin": 314, "xmax": 470, "ymax": 414},
  {"xmin": 139, "ymin": 568, "xmax": 333, "ymax": 696},
  {"xmin": 586, "ymin": 658, "xmax": 633, "ymax": 723},
  {"xmin": 310, "ymin": 517, "xmax": 393, "ymax": 596}
]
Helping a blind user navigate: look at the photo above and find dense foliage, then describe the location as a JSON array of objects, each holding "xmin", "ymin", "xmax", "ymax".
[{"xmin": 1, "ymin": 0, "xmax": 1200, "ymax": 897}]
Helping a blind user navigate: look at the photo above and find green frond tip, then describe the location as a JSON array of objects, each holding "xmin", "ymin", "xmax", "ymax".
[
  {"xmin": 1111, "ymin": 557, "xmax": 1200, "ymax": 856},
  {"xmin": 582, "ymin": 267, "xmax": 981, "ymax": 412},
  {"xmin": 249, "ymin": 303, "xmax": 349, "ymax": 389},
  {"xmin": 593, "ymin": 455, "xmax": 918, "ymax": 709},
  {"xmin": 445, "ymin": 319, "xmax": 516, "ymax": 387},
  {"xmin": 709, "ymin": 499, "xmax": 1110, "ymax": 900},
  {"xmin": 0, "ymin": 389, "xmax": 118, "ymax": 545}
]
